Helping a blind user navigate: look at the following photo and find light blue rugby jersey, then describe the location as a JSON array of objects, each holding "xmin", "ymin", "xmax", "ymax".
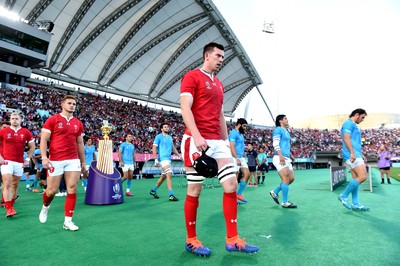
[
  {"xmin": 341, "ymin": 119, "xmax": 362, "ymax": 161},
  {"xmin": 229, "ymin": 128, "xmax": 245, "ymax": 158},
  {"xmin": 84, "ymin": 145, "xmax": 96, "ymax": 165},
  {"xmin": 272, "ymin": 126, "xmax": 291, "ymax": 158},
  {"xmin": 153, "ymin": 133, "xmax": 173, "ymax": 161},
  {"xmin": 119, "ymin": 142, "xmax": 135, "ymax": 164},
  {"xmin": 34, "ymin": 149, "xmax": 42, "ymax": 168}
]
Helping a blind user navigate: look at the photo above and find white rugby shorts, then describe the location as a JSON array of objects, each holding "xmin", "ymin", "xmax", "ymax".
[
  {"xmin": 48, "ymin": 159, "xmax": 81, "ymax": 177},
  {"xmin": 272, "ymin": 156, "xmax": 293, "ymax": 172},
  {"xmin": 1, "ymin": 160, "xmax": 23, "ymax": 176}
]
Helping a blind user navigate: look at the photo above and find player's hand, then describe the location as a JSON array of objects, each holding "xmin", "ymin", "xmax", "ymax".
[
  {"xmin": 154, "ymin": 159, "xmax": 159, "ymax": 167},
  {"xmin": 81, "ymin": 164, "xmax": 86, "ymax": 173},
  {"xmin": 23, "ymin": 160, "xmax": 29, "ymax": 167},
  {"xmin": 236, "ymin": 158, "xmax": 241, "ymax": 166},
  {"xmin": 224, "ymin": 139, "xmax": 230, "ymax": 148},
  {"xmin": 42, "ymin": 158, "xmax": 51, "ymax": 169},
  {"xmin": 279, "ymin": 156, "xmax": 285, "ymax": 166},
  {"xmin": 194, "ymin": 135, "xmax": 208, "ymax": 152},
  {"xmin": 350, "ymin": 153, "xmax": 356, "ymax": 163}
]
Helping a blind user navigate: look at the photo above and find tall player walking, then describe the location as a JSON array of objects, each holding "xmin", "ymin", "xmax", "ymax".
[
  {"xmin": 180, "ymin": 42, "xmax": 259, "ymax": 256},
  {"xmin": 38, "ymin": 95, "xmax": 85, "ymax": 231}
]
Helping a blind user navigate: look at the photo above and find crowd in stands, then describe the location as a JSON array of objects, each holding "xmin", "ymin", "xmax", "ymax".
[{"xmin": 1, "ymin": 85, "xmax": 399, "ymax": 159}]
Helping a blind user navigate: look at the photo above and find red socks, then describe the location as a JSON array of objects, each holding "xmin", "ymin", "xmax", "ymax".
[
  {"xmin": 223, "ymin": 192, "xmax": 238, "ymax": 238},
  {"xmin": 4, "ymin": 200, "xmax": 12, "ymax": 210},
  {"xmin": 64, "ymin": 193, "xmax": 76, "ymax": 217},
  {"xmin": 184, "ymin": 195, "xmax": 199, "ymax": 239},
  {"xmin": 42, "ymin": 193, "xmax": 77, "ymax": 217},
  {"xmin": 184, "ymin": 192, "xmax": 239, "ymax": 239},
  {"xmin": 43, "ymin": 192, "xmax": 55, "ymax": 207}
]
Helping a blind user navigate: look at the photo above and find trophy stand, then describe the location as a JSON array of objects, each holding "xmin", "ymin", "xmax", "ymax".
[{"xmin": 85, "ymin": 123, "xmax": 124, "ymax": 205}]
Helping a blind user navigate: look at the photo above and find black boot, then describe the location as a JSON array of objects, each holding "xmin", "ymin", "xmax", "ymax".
[
  {"xmin": 387, "ymin": 178, "xmax": 391, "ymax": 184},
  {"xmin": 381, "ymin": 179, "xmax": 384, "ymax": 184}
]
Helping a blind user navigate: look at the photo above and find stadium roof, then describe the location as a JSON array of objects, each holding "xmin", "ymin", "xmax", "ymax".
[{"xmin": 5, "ymin": 0, "xmax": 263, "ymax": 116}]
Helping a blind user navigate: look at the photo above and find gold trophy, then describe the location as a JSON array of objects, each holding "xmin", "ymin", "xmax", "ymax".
[{"xmin": 97, "ymin": 122, "xmax": 114, "ymax": 174}]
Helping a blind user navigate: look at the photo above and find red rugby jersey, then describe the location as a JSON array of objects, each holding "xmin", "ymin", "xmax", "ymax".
[
  {"xmin": 42, "ymin": 113, "xmax": 84, "ymax": 161},
  {"xmin": 180, "ymin": 69, "xmax": 224, "ymax": 140},
  {"xmin": 0, "ymin": 127, "xmax": 34, "ymax": 163}
]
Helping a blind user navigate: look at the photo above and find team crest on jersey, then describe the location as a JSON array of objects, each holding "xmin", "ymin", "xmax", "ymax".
[
  {"xmin": 192, "ymin": 152, "xmax": 201, "ymax": 161},
  {"xmin": 58, "ymin": 122, "xmax": 63, "ymax": 128},
  {"xmin": 7, "ymin": 133, "xmax": 11, "ymax": 139},
  {"xmin": 20, "ymin": 133, "xmax": 24, "ymax": 139},
  {"xmin": 205, "ymin": 81, "xmax": 211, "ymax": 89},
  {"xmin": 74, "ymin": 125, "xmax": 78, "ymax": 132}
]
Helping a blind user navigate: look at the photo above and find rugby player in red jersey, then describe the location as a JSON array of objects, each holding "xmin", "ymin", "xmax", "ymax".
[
  {"xmin": 38, "ymin": 95, "xmax": 85, "ymax": 231},
  {"xmin": 0, "ymin": 113, "xmax": 35, "ymax": 217},
  {"xmin": 180, "ymin": 42, "xmax": 259, "ymax": 256}
]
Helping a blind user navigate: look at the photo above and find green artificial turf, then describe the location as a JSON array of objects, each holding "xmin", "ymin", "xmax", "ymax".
[{"xmin": 1, "ymin": 168, "xmax": 399, "ymax": 265}]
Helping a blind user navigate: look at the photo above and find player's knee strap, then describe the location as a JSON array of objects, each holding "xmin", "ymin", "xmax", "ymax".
[
  {"xmin": 218, "ymin": 163, "xmax": 236, "ymax": 183},
  {"xmin": 186, "ymin": 171, "xmax": 204, "ymax": 184},
  {"xmin": 162, "ymin": 167, "xmax": 172, "ymax": 176}
]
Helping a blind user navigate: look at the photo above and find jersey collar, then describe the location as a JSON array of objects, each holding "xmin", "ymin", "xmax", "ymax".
[
  {"xmin": 10, "ymin": 126, "xmax": 22, "ymax": 132},
  {"xmin": 60, "ymin": 113, "xmax": 74, "ymax": 122}
]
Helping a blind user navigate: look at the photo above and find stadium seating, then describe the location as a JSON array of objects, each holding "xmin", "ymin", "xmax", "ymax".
[{"xmin": 1, "ymin": 84, "xmax": 398, "ymax": 161}]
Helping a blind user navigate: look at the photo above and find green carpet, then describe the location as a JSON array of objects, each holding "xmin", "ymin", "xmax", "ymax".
[{"xmin": 1, "ymin": 168, "xmax": 399, "ymax": 265}]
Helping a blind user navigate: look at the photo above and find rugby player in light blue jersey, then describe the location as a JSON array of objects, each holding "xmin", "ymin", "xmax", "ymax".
[
  {"xmin": 149, "ymin": 123, "xmax": 182, "ymax": 201},
  {"xmin": 229, "ymin": 118, "xmax": 250, "ymax": 203},
  {"xmin": 338, "ymin": 108, "xmax": 369, "ymax": 211},
  {"xmin": 32, "ymin": 147, "xmax": 44, "ymax": 193},
  {"xmin": 269, "ymin": 114, "xmax": 297, "ymax": 208},
  {"xmin": 118, "ymin": 133, "xmax": 135, "ymax": 196},
  {"xmin": 82, "ymin": 136, "xmax": 96, "ymax": 192}
]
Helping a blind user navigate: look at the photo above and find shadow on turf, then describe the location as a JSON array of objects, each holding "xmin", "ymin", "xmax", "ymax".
[
  {"xmin": 270, "ymin": 210, "xmax": 300, "ymax": 247},
  {"xmin": 343, "ymin": 206, "xmax": 400, "ymax": 245}
]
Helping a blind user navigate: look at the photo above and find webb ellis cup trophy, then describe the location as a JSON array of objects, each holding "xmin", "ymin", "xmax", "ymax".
[{"xmin": 85, "ymin": 123, "xmax": 124, "ymax": 205}]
